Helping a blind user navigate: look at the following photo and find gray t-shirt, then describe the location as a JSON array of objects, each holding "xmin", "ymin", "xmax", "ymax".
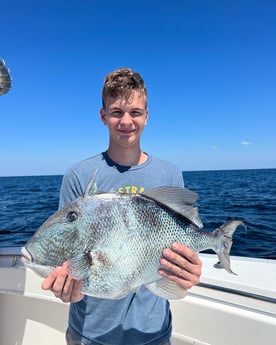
[{"xmin": 60, "ymin": 152, "xmax": 184, "ymax": 345}]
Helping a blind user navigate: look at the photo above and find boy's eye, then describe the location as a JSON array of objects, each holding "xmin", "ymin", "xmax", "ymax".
[
  {"xmin": 109, "ymin": 110, "xmax": 145, "ymax": 118},
  {"xmin": 131, "ymin": 111, "xmax": 143, "ymax": 117},
  {"xmin": 111, "ymin": 111, "xmax": 123, "ymax": 118}
]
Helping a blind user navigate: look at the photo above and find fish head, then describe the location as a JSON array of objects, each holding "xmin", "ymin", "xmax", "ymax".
[{"xmin": 21, "ymin": 196, "xmax": 93, "ymax": 278}]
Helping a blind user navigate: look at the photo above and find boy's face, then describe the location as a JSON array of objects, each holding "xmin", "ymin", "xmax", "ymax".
[{"xmin": 100, "ymin": 90, "xmax": 148, "ymax": 149}]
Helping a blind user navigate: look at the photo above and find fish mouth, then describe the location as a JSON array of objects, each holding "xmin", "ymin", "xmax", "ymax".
[{"xmin": 21, "ymin": 246, "xmax": 33, "ymax": 264}]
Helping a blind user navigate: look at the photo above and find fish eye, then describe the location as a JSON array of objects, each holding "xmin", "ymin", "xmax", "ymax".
[{"xmin": 67, "ymin": 211, "xmax": 78, "ymax": 222}]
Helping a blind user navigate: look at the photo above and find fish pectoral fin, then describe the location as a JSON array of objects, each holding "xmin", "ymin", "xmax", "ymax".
[
  {"xmin": 142, "ymin": 187, "xmax": 203, "ymax": 228},
  {"xmin": 67, "ymin": 254, "xmax": 89, "ymax": 280},
  {"xmin": 145, "ymin": 279, "xmax": 187, "ymax": 300}
]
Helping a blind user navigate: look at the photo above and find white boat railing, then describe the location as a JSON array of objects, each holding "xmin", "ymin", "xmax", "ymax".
[{"xmin": 199, "ymin": 281, "xmax": 276, "ymax": 305}]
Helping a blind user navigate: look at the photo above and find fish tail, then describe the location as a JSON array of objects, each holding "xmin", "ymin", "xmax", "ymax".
[{"xmin": 212, "ymin": 220, "xmax": 246, "ymax": 274}]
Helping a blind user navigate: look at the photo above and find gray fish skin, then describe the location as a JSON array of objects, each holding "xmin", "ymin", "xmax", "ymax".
[{"xmin": 22, "ymin": 177, "xmax": 244, "ymax": 300}]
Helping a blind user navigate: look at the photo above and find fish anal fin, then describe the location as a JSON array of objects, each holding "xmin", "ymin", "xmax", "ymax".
[{"xmin": 146, "ymin": 278, "xmax": 187, "ymax": 300}]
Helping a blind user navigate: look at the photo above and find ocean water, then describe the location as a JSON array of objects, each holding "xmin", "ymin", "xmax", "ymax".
[
  {"xmin": 0, "ymin": 175, "xmax": 62, "ymax": 247},
  {"xmin": 0, "ymin": 169, "xmax": 275, "ymax": 259}
]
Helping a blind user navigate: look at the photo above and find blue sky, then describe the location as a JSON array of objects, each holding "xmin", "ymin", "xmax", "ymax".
[{"xmin": 1, "ymin": 0, "xmax": 275, "ymax": 176}]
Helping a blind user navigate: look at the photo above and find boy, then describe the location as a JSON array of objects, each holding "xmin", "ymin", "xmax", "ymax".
[{"xmin": 42, "ymin": 68, "xmax": 202, "ymax": 345}]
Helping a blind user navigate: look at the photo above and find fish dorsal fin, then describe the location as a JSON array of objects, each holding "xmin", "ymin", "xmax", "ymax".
[
  {"xmin": 84, "ymin": 170, "xmax": 109, "ymax": 196},
  {"xmin": 146, "ymin": 278, "xmax": 188, "ymax": 300},
  {"xmin": 142, "ymin": 187, "xmax": 203, "ymax": 229},
  {"xmin": 84, "ymin": 170, "xmax": 99, "ymax": 196},
  {"xmin": 182, "ymin": 206, "xmax": 203, "ymax": 229}
]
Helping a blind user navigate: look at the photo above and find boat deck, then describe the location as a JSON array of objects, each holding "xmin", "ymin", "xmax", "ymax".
[{"xmin": 1, "ymin": 248, "xmax": 276, "ymax": 345}]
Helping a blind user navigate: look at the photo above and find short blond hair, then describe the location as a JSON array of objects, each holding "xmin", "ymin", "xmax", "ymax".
[{"xmin": 102, "ymin": 68, "xmax": 148, "ymax": 109}]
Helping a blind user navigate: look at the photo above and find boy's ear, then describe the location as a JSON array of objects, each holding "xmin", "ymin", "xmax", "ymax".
[
  {"xmin": 145, "ymin": 110, "xmax": 149, "ymax": 125},
  {"xmin": 100, "ymin": 108, "xmax": 107, "ymax": 125}
]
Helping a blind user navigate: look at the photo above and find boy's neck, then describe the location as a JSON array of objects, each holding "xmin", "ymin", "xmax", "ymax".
[{"xmin": 107, "ymin": 147, "xmax": 148, "ymax": 166}]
